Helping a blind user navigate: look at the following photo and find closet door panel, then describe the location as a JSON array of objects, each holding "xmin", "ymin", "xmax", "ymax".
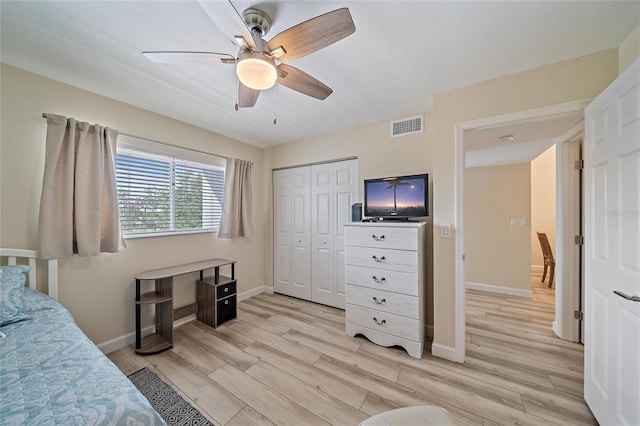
[
  {"xmin": 311, "ymin": 160, "xmax": 357, "ymax": 308},
  {"xmin": 273, "ymin": 170, "xmax": 292, "ymax": 295},
  {"xmin": 275, "ymin": 160, "xmax": 357, "ymax": 309},
  {"xmin": 312, "ymin": 165, "xmax": 335, "ymax": 306},
  {"xmin": 332, "ymin": 161, "xmax": 357, "ymax": 309},
  {"xmin": 276, "ymin": 243, "xmax": 291, "ymax": 287},
  {"xmin": 274, "ymin": 167, "xmax": 311, "ymax": 298},
  {"xmin": 290, "ymin": 168, "xmax": 311, "ymax": 299}
]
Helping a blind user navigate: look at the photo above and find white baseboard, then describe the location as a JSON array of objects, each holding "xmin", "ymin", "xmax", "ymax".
[
  {"xmin": 531, "ymin": 265, "xmax": 544, "ymax": 273},
  {"xmin": 552, "ymin": 320, "xmax": 560, "ymax": 338},
  {"xmin": 239, "ymin": 285, "xmax": 272, "ymax": 301},
  {"xmin": 175, "ymin": 314, "xmax": 196, "ymax": 328},
  {"xmin": 98, "ymin": 325, "xmax": 154, "ymax": 354},
  {"xmin": 431, "ymin": 342, "xmax": 464, "ymax": 363},
  {"xmin": 98, "ymin": 285, "xmax": 273, "ymax": 354},
  {"xmin": 466, "ymin": 281, "xmax": 533, "ymax": 299}
]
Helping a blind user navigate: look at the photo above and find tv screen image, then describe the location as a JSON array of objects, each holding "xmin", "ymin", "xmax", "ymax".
[{"xmin": 364, "ymin": 174, "xmax": 428, "ymax": 219}]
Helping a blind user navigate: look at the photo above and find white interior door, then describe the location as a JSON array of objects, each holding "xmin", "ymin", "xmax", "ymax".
[
  {"xmin": 584, "ymin": 59, "xmax": 640, "ymax": 426},
  {"xmin": 273, "ymin": 169, "xmax": 293, "ymax": 296},
  {"xmin": 311, "ymin": 163, "xmax": 336, "ymax": 306},
  {"xmin": 311, "ymin": 159, "xmax": 357, "ymax": 308},
  {"xmin": 273, "ymin": 167, "xmax": 311, "ymax": 299},
  {"xmin": 290, "ymin": 167, "xmax": 312, "ymax": 300},
  {"xmin": 332, "ymin": 160, "xmax": 358, "ymax": 309}
]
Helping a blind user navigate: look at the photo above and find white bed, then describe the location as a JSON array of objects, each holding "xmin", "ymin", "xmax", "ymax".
[{"xmin": 0, "ymin": 248, "xmax": 165, "ymax": 425}]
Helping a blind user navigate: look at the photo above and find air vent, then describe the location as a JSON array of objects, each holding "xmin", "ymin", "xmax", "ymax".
[{"xmin": 391, "ymin": 115, "xmax": 424, "ymax": 137}]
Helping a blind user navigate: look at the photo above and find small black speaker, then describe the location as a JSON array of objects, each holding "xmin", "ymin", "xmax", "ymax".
[{"xmin": 351, "ymin": 203, "xmax": 362, "ymax": 222}]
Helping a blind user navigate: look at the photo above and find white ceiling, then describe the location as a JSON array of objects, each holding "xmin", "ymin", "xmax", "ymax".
[
  {"xmin": 1, "ymin": 1, "xmax": 638, "ymax": 148},
  {"xmin": 465, "ymin": 112, "xmax": 584, "ymax": 167}
]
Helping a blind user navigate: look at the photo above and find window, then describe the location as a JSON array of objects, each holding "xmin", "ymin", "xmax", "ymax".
[{"xmin": 115, "ymin": 137, "xmax": 225, "ymax": 237}]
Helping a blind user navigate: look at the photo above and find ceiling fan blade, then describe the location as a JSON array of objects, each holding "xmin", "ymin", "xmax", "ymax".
[
  {"xmin": 267, "ymin": 8, "xmax": 355, "ymax": 63},
  {"xmin": 143, "ymin": 51, "xmax": 235, "ymax": 65},
  {"xmin": 277, "ymin": 64, "xmax": 332, "ymax": 100},
  {"xmin": 238, "ymin": 82, "xmax": 260, "ymax": 108},
  {"xmin": 197, "ymin": 0, "xmax": 256, "ymax": 49}
]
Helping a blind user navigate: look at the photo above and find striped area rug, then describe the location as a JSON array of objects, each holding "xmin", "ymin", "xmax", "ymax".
[{"xmin": 128, "ymin": 367, "xmax": 214, "ymax": 426}]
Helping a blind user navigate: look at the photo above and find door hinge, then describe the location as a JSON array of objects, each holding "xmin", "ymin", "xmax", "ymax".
[
  {"xmin": 575, "ymin": 159, "xmax": 584, "ymax": 170},
  {"xmin": 574, "ymin": 310, "xmax": 584, "ymax": 321},
  {"xmin": 575, "ymin": 235, "xmax": 584, "ymax": 245}
]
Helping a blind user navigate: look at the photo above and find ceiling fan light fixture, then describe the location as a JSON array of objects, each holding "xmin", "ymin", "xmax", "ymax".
[{"xmin": 236, "ymin": 52, "xmax": 277, "ymax": 91}]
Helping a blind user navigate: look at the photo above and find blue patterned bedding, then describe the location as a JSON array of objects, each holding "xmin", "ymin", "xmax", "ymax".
[{"xmin": 0, "ymin": 288, "xmax": 165, "ymax": 425}]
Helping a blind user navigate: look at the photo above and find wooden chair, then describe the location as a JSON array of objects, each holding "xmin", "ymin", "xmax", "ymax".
[{"xmin": 536, "ymin": 232, "xmax": 555, "ymax": 288}]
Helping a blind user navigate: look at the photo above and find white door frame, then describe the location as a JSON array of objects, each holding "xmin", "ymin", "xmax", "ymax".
[
  {"xmin": 554, "ymin": 124, "xmax": 584, "ymax": 342},
  {"xmin": 453, "ymin": 99, "xmax": 593, "ymax": 362}
]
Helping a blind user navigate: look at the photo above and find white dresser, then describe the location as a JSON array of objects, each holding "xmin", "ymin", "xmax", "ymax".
[{"xmin": 344, "ymin": 222, "xmax": 425, "ymax": 358}]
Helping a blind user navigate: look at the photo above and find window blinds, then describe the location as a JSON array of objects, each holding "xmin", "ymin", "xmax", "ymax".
[{"xmin": 115, "ymin": 138, "xmax": 225, "ymax": 237}]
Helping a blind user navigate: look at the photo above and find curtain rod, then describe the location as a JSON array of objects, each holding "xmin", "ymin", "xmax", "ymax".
[{"xmin": 42, "ymin": 113, "xmax": 228, "ymax": 160}]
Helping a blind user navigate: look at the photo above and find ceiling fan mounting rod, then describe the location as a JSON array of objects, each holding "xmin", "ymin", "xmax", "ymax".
[
  {"xmin": 243, "ymin": 8, "xmax": 271, "ymax": 36},
  {"xmin": 249, "ymin": 28, "xmax": 270, "ymax": 54}
]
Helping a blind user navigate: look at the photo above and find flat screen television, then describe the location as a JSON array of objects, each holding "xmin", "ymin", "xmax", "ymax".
[{"xmin": 364, "ymin": 174, "xmax": 429, "ymax": 219}]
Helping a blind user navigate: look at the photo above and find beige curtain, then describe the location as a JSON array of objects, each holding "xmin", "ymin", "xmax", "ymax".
[
  {"xmin": 38, "ymin": 114, "xmax": 125, "ymax": 259},
  {"xmin": 218, "ymin": 158, "xmax": 253, "ymax": 239}
]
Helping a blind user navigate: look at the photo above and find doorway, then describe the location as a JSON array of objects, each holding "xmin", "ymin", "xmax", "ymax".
[{"xmin": 453, "ymin": 100, "xmax": 591, "ymax": 362}]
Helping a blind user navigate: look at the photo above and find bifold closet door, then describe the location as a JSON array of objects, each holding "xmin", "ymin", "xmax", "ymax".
[
  {"xmin": 273, "ymin": 167, "xmax": 311, "ymax": 300},
  {"xmin": 311, "ymin": 159, "xmax": 357, "ymax": 308}
]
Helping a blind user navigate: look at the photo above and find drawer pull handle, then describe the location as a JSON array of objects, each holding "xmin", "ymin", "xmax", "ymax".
[
  {"xmin": 372, "ymin": 255, "xmax": 386, "ymax": 263},
  {"xmin": 372, "ymin": 296, "xmax": 386, "ymax": 305},
  {"xmin": 224, "ymin": 300, "xmax": 229, "ymax": 305},
  {"xmin": 372, "ymin": 234, "xmax": 385, "ymax": 241},
  {"xmin": 372, "ymin": 276, "xmax": 386, "ymax": 283},
  {"xmin": 224, "ymin": 288, "xmax": 229, "ymax": 292},
  {"xmin": 372, "ymin": 317, "xmax": 386, "ymax": 326}
]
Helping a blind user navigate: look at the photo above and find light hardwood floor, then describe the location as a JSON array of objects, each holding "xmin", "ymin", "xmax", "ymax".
[{"xmin": 109, "ymin": 273, "xmax": 595, "ymax": 425}]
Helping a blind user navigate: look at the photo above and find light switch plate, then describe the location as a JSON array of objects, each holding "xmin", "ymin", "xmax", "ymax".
[
  {"xmin": 441, "ymin": 224, "xmax": 452, "ymax": 238},
  {"xmin": 510, "ymin": 218, "xmax": 527, "ymax": 227}
]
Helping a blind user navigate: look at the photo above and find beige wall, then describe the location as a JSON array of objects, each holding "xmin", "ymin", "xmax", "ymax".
[
  {"xmin": 465, "ymin": 163, "xmax": 531, "ymax": 290},
  {"xmin": 263, "ymin": 116, "xmax": 434, "ymax": 327},
  {"xmin": 1, "ymin": 46, "xmax": 622, "ymax": 356},
  {"xmin": 619, "ymin": 23, "xmax": 640, "ymax": 75},
  {"xmin": 431, "ymin": 49, "xmax": 618, "ymax": 350},
  {"xmin": 531, "ymin": 145, "xmax": 556, "ymax": 267},
  {"xmin": 0, "ymin": 65, "xmax": 266, "ymax": 346}
]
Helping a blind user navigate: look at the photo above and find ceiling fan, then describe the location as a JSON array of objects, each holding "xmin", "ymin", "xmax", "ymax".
[{"xmin": 143, "ymin": 1, "xmax": 356, "ymax": 110}]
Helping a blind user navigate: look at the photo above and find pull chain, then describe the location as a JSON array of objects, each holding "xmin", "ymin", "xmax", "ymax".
[
  {"xmin": 272, "ymin": 83, "xmax": 277, "ymax": 125},
  {"xmin": 234, "ymin": 71, "xmax": 239, "ymax": 112}
]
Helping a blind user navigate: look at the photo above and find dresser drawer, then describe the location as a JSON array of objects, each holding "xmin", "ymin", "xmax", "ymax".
[
  {"xmin": 345, "ymin": 246, "xmax": 418, "ymax": 273},
  {"xmin": 346, "ymin": 285, "xmax": 419, "ymax": 319},
  {"xmin": 346, "ymin": 304, "xmax": 420, "ymax": 342},
  {"xmin": 346, "ymin": 265, "xmax": 418, "ymax": 296},
  {"xmin": 216, "ymin": 281, "xmax": 236, "ymax": 299},
  {"xmin": 216, "ymin": 295, "xmax": 236, "ymax": 326},
  {"xmin": 345, "ymin": 226, "xmax": 419, "ymax": 251}
]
